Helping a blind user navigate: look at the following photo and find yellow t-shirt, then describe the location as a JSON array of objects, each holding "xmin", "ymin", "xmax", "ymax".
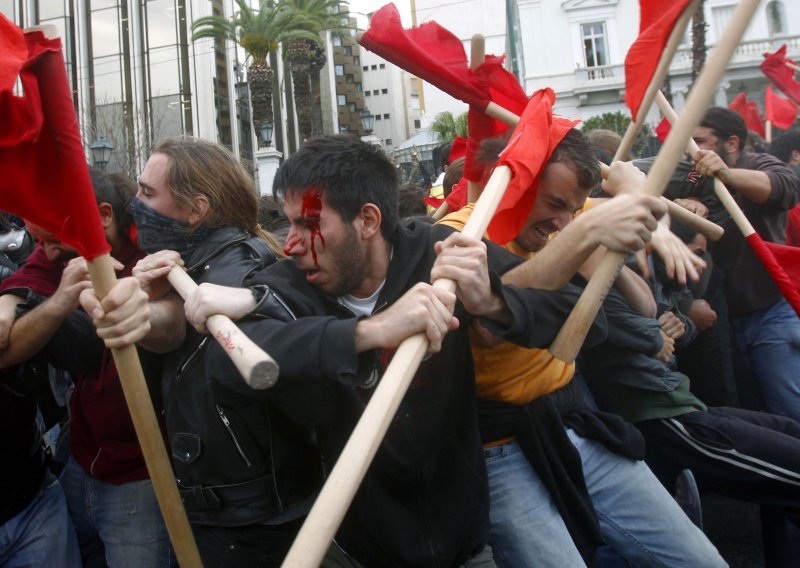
[{"xmin": 437, "ymin": 203, "xmax": 579, "ymax": 405}]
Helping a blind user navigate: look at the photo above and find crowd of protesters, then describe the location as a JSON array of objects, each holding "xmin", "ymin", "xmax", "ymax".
[{"xmin": 2, "ymin": 105, "xmax": 800, "ymax": 568}]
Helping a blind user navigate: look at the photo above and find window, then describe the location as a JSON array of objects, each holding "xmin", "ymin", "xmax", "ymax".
[
  {"xmin": 333, "ymin": 35, "xmax": 342, "ymax": 46},
  {"xmin": 766, "ymin": 1, "xmax": 786, "ymax": 35},
  {"xmin": 363, "ymin": 65, "xmax": 369, "ymax": 71},
  {"xmin": 385, "ymin": 139, "xmax": 393, "ymax": 145},
  {"xmin": 381, "ymin": 88, "xmax": 388, "ymax": 94},
  {"xmin": 371, "ymin": 64, "xmax": 377, "ymax": 70},
  {"xmin": 414, "ymin": 119, "xmax": 421, "ymax": 129},
  {"xmin": 379, "ymin": 63, "xmax": 386, "ymax": 69},
  {"xmin": 339, "ymin": 125, "xmax": 349, "ymax": 133},
  {"xmin": 337, "ymin": 95, "xmax": 347, "ymax": 106},
  {"xmin": 711, "ymin": 5, "xmax": 735, "ymax": 42},
  {"xmin": 365, "ymin": 91, "xmax": 371, "ymax": 97},
  {"xmin": 354, "ymin": 56, "xmax": 360, "ymax": 66},
  {"xmin": 581, "ymin": 22, "xmax": 608, "ymax": 67},
  {"xmin": 375, "ymin": 115, "xmax": 382, "ymax": 120},
  {"xmin": 335, "ymin": 65, "xmax": 344, "ymax": 76},
  {"xmin": 348, "ymin": 103, "xmax": 356, "ymax": 112},
  {"xmin": 373, "ymin": 89, "xmax": 379, "ymax": 95},
  {"xmin": 383, "ymin": 113, "xmax": 390, "ymax": 119},
  {"xmin": 344, "ymin": 46, "xmax": 352, "ymax": 55}
]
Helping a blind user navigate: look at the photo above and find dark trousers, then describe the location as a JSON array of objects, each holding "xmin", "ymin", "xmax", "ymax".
[
  {"xmin": 192, "ymin": 518, "xmax": 303, "ymax": 568},
  {"xmin": 638, "ymin": 407, "xmax": 800, "ymax": 564}
]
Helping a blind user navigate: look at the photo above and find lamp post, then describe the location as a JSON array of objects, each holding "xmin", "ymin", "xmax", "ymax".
[
  {"xmin": 89, "ymin": 136, "xmax": 114, "ymax": 170},
  {"xmin": 260, "ymin": 121, "xmax": 273, "ymax": 148},
  {"xmin": 359, "ymin": 108, "xmax": 382, "ymax": 148},
  {"xmin": 359, "ymin": 108, "xmax": 375, "ymax": 135}
]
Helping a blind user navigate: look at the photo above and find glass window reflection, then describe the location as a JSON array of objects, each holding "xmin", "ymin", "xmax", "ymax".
[
  {"xmin": 37, "ymin": 0, "xmax": 66, "ymax": 20},
  {"xmin": 93, "ymin": 55, "xmax": 123, "ymax": 101},
  {"xmin": 145, "ymin": 0, "xmax": 177, "ymax": 48},
  {"xmin": 148, "ymin": 46, "xmax": 180, "ymax": 95},
  {"xmin": 91, "ymin": 8, "xmax": 120, "ymax": 58}
]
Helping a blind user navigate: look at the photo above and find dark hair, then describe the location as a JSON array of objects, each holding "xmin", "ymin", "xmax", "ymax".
[
  {"xmin": 548, "ymin": 129, "xmax": 602, "ymax": 191},
  {"xmin": 273, "ymin": 135, "xmax": 399, "ymax": 240},
  {"xmin": 587, "ymin": 129, "xmax": 629, "ymax": 161},
  {"xmin": 434, "ymin": 142, "xmax": 453, "ymax": 172},
  {"xmin": 770, "ymin": 131, "xmax": 800, "ymax": 163},
  {"xmin": 89, "ymin": 166, "xmax": 135, "ymax": 235},
  {"xmin": 700, "ymin": 107, "xmax": 748, "ymax": 153},
  {"xmin": 669, "ymin": 219, "xmax": 698, "ymax": 245},
  {"xmin": 398, "ymin": 182, "xmax": 427, "ymax": 218},
  {"xmin": 442, "ymin": 157, "xmax": 465, "ymax": 198}
]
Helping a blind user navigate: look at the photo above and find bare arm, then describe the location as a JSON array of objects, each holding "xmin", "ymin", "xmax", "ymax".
[
  {"xmin": 0, "ymin": 294, "xmax": 23, "ymax": 349},
  {"xmin": 694, "ymin": 149, "xmax": 772, "ymax": 204}
]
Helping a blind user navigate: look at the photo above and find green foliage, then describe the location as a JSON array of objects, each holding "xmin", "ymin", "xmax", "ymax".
[
  {"xmin": 581, "ymin": 111, "xmax": 661, "ymax": 158},
  {"xmin": 430, "ymin": 111, "xmax": 468, "ymax": 142}
]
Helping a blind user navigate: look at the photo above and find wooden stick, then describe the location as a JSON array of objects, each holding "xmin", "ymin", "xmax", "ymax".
[
  {"xmin": 468, "ymin": 35, "xmax": 486, "ymax": 203},
  {"xmin": 87, "ymin": 255, "xmax": 203, "ymax": 567},
  {"xmin": 786, "ymin": 60, "xmax": 800, "ymax": 73},
  {"xmin": 766, "ymin": 120, "xmax": 773, "ymax": 144},
  {"xmin": 281, "ymin": 165, "xmax": 513, "ymax": 568},
  {"xmin": 167, "ymin": 266, "xmax": 279, "ymax": 390},
  {"xmin": 613, "ymin": 0, "xmax": 699, "ymax": 162},
  {"xmin": 656, "ymin": 90, "xmax": 756, "ymax": 237},
  {"xmin": 548, "ymin": 0, "xmax": 763, "ymax": 363},
  {"xmin": 432, "ymin": 200, "xmax": 451, "ymax": 220}
]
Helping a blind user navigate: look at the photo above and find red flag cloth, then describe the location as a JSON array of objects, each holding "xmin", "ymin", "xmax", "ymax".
[
  {"xmin": 655, "ymin": 116, "xmax": 671, "ymax": 142},
  {"xmin": 487, "ymin": 89, "xmax": 578, "ymax": 245},
  {"xmin": 0, "ymin": 19, "xmax": 109, "ymax": 260},
  {"xmin": 444, "ymin": 177, "xmax": 469, "ymax": 211},
  {"xmin": 449, "ymin": 136, "xmax": 467, "ymax": 163},
  {"xmin": 765, "ymin": 85, "xmax": 797, "ymax": 130},
  {"xmin": 464, "ymin": 55, "xmax": 529, "ymax": 182},
  {"xmin": 625, "ymin": 0, "xmax": 693, "ymax": 122},
  {"xmin": 746, "ymin": 233, "xmax": 800, "ymax": 317},
  {"xmin": 761, "ymin": 44, "xmax": 800, "ymax": 106},
  {"xmin": 728, "ymin": 93, "xmax": 765, "ymax": 137},
  {"xmin": 359, "ymin": 3, "xmax": 489, "ymax": 109}
]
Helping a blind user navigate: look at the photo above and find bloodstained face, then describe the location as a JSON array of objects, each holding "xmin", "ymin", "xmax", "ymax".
[
  {"xmin": 25, "ymin": 222, "xmax": 78, "ymax": 264},
  {"xmin": 283, "ymin": 187, "xmax": 368, "ymax": 297},
  {"xmin": 513, "ymin": 161, "xmax": 588, "ymax": 253}
]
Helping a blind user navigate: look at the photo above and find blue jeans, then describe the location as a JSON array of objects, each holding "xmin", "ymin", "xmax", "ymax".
[
  {"xmin": 59, "ymin": 457, "xmax": 173, "ymax": 567},
  {"xmin": 0, "ymin": 474, "xmax": 81, "ymax": 567},
  {"xmin": 730, "ymin": 299, "xmax": 800, "ymax": 423},
  {"xmin": 486, "ymin": 431, "xmax": 726, "ymax": 567}
]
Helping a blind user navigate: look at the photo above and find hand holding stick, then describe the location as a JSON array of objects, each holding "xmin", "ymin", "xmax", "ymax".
[{"xmin": 167, "ymin": 266, "xmax": 279, "ymax": 390}]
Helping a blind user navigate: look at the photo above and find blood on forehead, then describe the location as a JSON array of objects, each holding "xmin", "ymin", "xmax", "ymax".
[{"xmin": 283, "ymin": 186, "xmax": 326, "ymax": 266}]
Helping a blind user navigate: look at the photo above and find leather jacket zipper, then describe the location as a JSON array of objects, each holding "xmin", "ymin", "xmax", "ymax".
[
  {"xmin": 176, "ymin": 337, "xmax": 208, "ymax": 382},
  {"xmin": 216, "ymin": 405, "xmax": 253, "ymax": 467}
]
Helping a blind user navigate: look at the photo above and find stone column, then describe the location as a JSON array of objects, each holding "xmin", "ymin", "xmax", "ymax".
[{"xmin": 254, "ymin": 147, "xmax": 283, "ymax": 197}]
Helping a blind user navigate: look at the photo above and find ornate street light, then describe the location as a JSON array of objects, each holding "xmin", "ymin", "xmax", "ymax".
[
  {"xmin": 89, "ymin": 136, "xmax": 114, "ymax": 170},
  {"xmin": 260, "ymin": 121, "xmax": 273, "ymax": 147},
  {"xmin": 359, "ymin": 108, "xmax": 374, "ymax": 134}
]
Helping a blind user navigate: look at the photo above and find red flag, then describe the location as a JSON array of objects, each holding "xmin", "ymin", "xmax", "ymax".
[
  {"xmin": 765, "ymin": 85, "xmax": 797, "ymax": 130},
  {"xmin": 655, "ymin": 116, "xmax": 671, "ymax": 142},
  {"xmin": 449, "ymin": 136, "xmax": 467, "ymax": 163},
  {"xmin": 487, "ymin": 89, "xmax": 578, "ymax": 245},
  {"xmin": 464, "ymin": 55, "xmax": 529, "ymax": 182},
  {"xmin": 360, "ymin": 4, "xmax": 488, "ymax": 109},
  {"xmin": 444, "ymin": 177, "xmax": 469, "ymax": 212},
  {"xmin": 625, "ymin": 0, "xmax": 693, "ymax": 121},
  {"xmin": 761, "ymin": 44, "xmax": 800, "ymax": 106},
  {"xmin": 0, "ymin": 16, "xmax": 109, "ymax": 260},
  {"xmin": 728, "ymin": 93, "xmax": 765, "ymax": 137},
  {"xmin": 747, "ymin": 234, "xmax": 800, "ymax": 316}
]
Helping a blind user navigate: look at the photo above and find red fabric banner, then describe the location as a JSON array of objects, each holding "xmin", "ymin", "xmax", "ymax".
[
  {"xmin": 488, "ymin": 89, "xmax": 578, "ymax": 245},
  {"xmin": 765, "ymin": 85, "xmax": 798, "ymax": 130},
  {"xmin": 761, "ymin": 44, "xmax": 800, "ymax": 106},
  {"xmin": 0, "ymin": 15, "xmax": 109, "ymax": 260},
  {"xmin": 359, "ymin": 3, "xmax": 489, "ymax": 109},
  {"xmin": 655, "ymin": 116, "xmax": 671, "ymax": 142},
  {"xmin": 449, "ymin": 136, "xmax": 467, "ymax": 163},
  {"xmin": 746, "ymin": 233, "xmax": 800, "ymax": 317},
  {"xmin": 728, "ymin": 92, "xmax": 765, "ymax": 137},
  {"xmin": 625, "ymin": 0, "xmax": 693, "ymax": 121}
]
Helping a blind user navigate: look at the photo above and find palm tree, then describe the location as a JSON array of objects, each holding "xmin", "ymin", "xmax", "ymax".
[
  {"xmin": 430, "ymin": 111, "xmax": 468, "ymax": 142},
  {"xmin": 191, "ymin": 0, "xmax": 321, "ymax": 147},
  {"xmin": 690, "ymin": 1, "xmax": 707, "ymax": 89},
  {"xmin": 283, "ymin": 0, "xmax": 351, "ymax": 141}
]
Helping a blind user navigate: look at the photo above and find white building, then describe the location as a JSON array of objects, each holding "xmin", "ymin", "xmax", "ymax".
[{"xmin": 405, "ymin": 0, "xmax": 800, "ymax": 129}]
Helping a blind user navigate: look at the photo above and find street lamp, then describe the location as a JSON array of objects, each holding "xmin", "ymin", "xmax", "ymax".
[
  {"xmin": 89, "ymin": 136, "xmax": 113, "ymax": 170},
  {"xmin": 359, "ymin": 108, "xmax": 374, "ymax": 135},
  {"xmin": 260, "ymin": 121, "xmax": 273, "ymax": 147}
]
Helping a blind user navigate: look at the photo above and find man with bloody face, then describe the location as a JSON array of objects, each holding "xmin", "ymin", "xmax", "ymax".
[{"xmin": 93, "ymin": 134, "xmax": 609, "ymax": 565}]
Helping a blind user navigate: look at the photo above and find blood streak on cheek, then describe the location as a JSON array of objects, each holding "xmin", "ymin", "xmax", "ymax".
[{"xmin": 301, "ymin": 187, "xmax": 325, "ymax": 267}]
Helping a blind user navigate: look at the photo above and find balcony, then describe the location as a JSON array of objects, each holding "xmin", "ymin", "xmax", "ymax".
[
  {"xmin": 672, "ymin": 34, "xmax": 800, "ymax": 72},
  {"xmin": 574, "ymin": 63, "xmax": 625, "ymax": 91}
]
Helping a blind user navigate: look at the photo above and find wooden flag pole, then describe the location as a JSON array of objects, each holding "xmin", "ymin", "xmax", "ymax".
[
  {"xmin": 786, "ymin": 60, "xmax": 800, "ymax": 73},
  {"xmin": 613, "ymin": 0, "xmax": 699, "ymax": 162},
  {"xmin": 86, "ymin": 255, "xmax": 203, "ymax": 567},
  {"xmin": 281, "ymin": 165, "xmax": 513, "ymax": 568},
  {"xmin": 167, "ymin": 266, "xmax": 279, "ymax": 389},
  {"xmin": 766, "ymin": 119, "xmax": 773, "ymax": 144},
  {"xmin": 548, "ymin": 0, "xmax": 764, "ymax": 363}
]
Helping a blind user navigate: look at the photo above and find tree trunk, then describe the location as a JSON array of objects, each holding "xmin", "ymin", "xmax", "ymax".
[
  {"xmin": 248, "ymin": 58, "xmax": 274, "ymax": 147},
  {"xmin": 690, "ymin": 1, "xmax": 707, "ymax": 90},
  {"xmin": 288, "ymin": 40, "xmax": 314, "ymax": 143}
]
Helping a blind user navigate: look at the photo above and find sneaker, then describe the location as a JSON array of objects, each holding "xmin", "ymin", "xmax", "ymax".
[{"xmin": 673, "ymin": 468, "xmax": 703, "ymax": 530}]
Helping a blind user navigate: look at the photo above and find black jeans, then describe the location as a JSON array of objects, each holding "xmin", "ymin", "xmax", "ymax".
[{"xmin": 192, "ymin": 518, "xmax": 304, "ymax": 568}]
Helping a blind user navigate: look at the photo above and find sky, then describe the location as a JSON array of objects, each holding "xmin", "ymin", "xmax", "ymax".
[{"xmin": 345, "ymin": 0, "xmax": 413, "ymax": 28}]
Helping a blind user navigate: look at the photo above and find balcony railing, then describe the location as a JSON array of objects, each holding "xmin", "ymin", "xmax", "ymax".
[
  {"xmin": 574, "ymin": 63, "xmax": 625, "ymax": 90},
  {"xmin": 673, "ymin": 34, "xmax": 800, "ymax": 69}
]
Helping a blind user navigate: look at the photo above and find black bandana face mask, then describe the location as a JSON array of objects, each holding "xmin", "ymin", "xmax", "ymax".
[{"xmin": 130, "ymin": 197, "xmax": 213, "ymax": 256}]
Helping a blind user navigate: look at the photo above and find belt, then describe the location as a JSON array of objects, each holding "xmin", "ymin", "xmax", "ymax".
[{"xmin": 178, "ymin": 475, "xmax": 275, "ymax": 511}]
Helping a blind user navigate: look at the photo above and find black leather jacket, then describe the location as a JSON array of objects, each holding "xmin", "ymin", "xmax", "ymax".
[{"xmin": 162, "ymin": 227, "xmax": 325, "ymax": 527}]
